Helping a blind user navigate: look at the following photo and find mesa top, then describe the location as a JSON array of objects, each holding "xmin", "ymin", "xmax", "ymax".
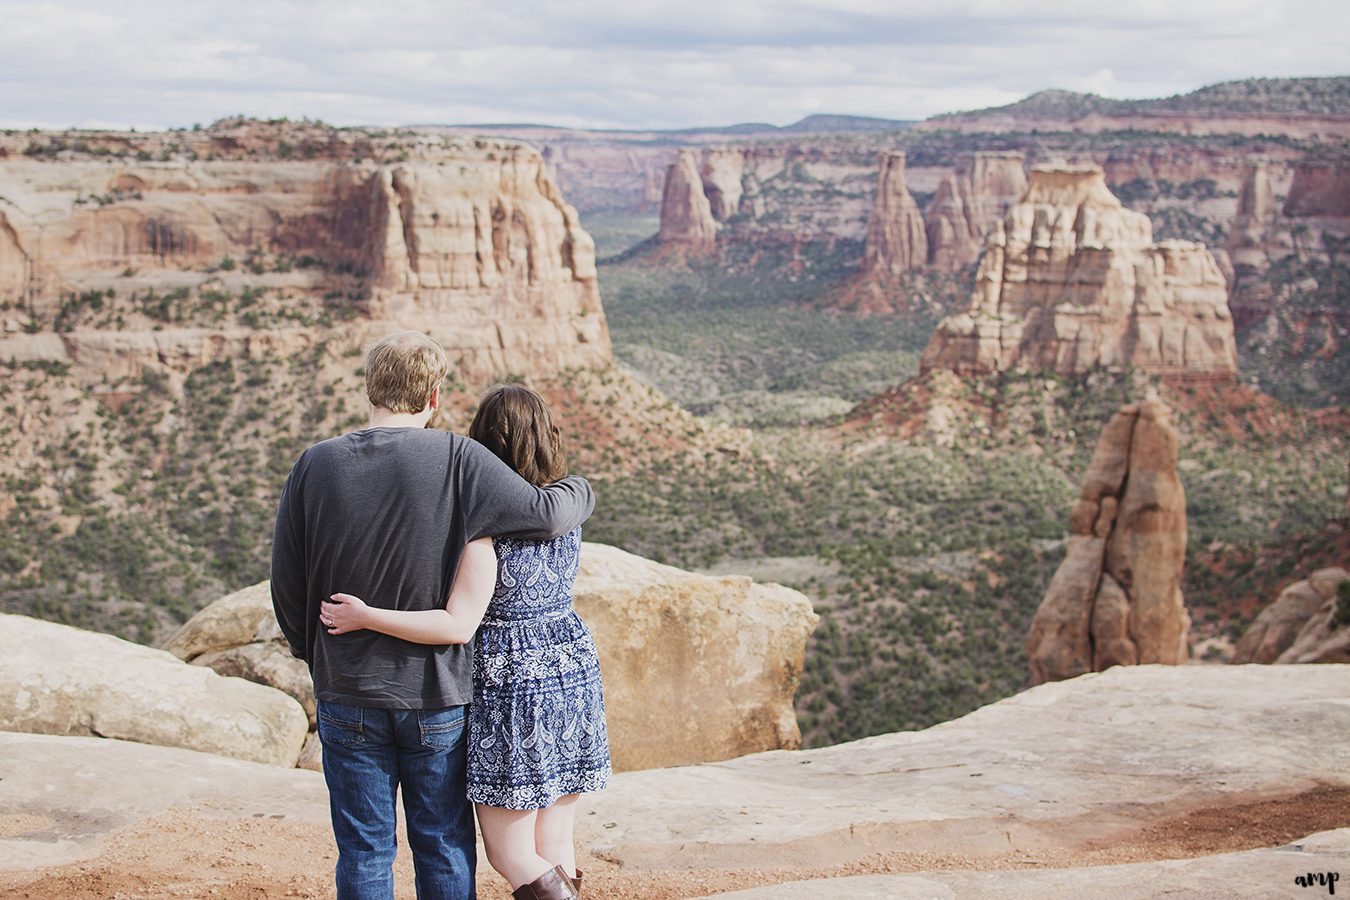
[{"xmin": 270, "ymin": 426, "xmax": 595, "ymax": 708}]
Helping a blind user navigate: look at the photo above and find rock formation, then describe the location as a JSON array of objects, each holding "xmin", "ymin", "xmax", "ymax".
[
  {"xmin": 701, "ymin": 149, "xmax": 747, "ymax": 221},
  {"xmin": 0, "ymin": 612, "xmax": 308, "ymax": 767},
  {"xmin": 0, "ymin": 125, "xmax": 611, "ymax": 385},
  {"xmin": 6, "ymin": 665, "xmax": 1348, "ymax": 896},
  {"xmin": 1283, "ymin": 159, "xmax": 1350, "ymax": 218},
  {"xmin": 1227, "ymin": 157, "xmax": 1350, "ymax": 309},
  {"xmin": 921, "ymin": 164, "xmax": 1238, "ymax": 379},
  {"xmin": 1233, "ymin": 567, "xmax": 1350, "ymax": 665},
  {"xmin": 165, "ymin": 543, "xmax": 818, "ymax": 773},
  {"xmin": 861, "ymin": 151, "xmax": 927, "ymax": 275},
  {"xmin": 657, "ymin": 149, "xmax": 719, "ymax": 254},
  {"xmin": 573, "ymin": 543, "xmax": 817, "ymax": 770},
  {"xmin": 924, "ymin": 152, "xmax": 1027, "ymax": 269},
  {"xmin": 1026, "ymin": 401, "xmax": 1190, "ymax": 685}
]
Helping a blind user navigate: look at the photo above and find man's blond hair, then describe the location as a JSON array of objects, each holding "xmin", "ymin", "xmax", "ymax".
[{"xmin": 364, "ymin": 331, "xmax": 449, "ymax": 413}]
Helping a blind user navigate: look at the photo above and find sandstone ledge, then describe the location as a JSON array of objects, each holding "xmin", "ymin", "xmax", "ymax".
[
  {"xmin": 576, "ymin": 664, "xmax": 1350, "ymax": 871},
  {"xmin": 0, "ymin": 664, "xmax": 1346, "ymax": 898}
]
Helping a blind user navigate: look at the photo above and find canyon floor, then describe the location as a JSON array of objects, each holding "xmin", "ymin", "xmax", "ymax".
[{"xmin": 2, "ymin": 665, "xmax": 1346, "ymax": 899}]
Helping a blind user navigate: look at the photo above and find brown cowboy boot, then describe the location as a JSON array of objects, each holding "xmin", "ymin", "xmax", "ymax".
[{"xmin": 511, "ymin": 865, "xmax": 579, "ymax": 900}]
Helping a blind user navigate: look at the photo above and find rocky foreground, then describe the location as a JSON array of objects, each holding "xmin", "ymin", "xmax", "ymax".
[{"xmin": 1, "ymin": 664, "xmax": 1346, "ymax": 899}]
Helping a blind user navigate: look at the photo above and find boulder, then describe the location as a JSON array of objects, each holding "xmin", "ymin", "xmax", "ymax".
[
  {"xmin": 574, "ymin": 542, "xmax": 818, "ymax": 771},
  {"xmin": 195, "ymin": 643, "xmax": 317, "ymax": 727},
  {"xmin": 1026, "ymin": 401, "xmax": 1190, "ymax": 684},
  {"xmin": 0, "ymin": 613, "xmax": 308, "ymax": 767},
  {"xmin": 921, "ymin": 165, "xmax": 1238, "ymax": 379},
  {"xmin": 164, "ymin": 583, "xmax": 320, "ymax": 755},
  {"xmin": 162, "ymin": 580, "xmax": 282, "ymax": 661},
  {"xmin": 174, "ymin": 541, "xmax": 818, "ymax": 773},
  {"xmin": 1235, "ymin": 567, "xmax": 1350, "ymax": 665}
]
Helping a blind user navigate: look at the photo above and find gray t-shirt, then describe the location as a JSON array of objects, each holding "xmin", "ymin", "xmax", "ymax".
[{"xmin": 270, "ymin": 426, "xmax": 595, "ymax": 708}]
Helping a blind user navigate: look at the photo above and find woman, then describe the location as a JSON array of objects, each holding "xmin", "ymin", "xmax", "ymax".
[{"xmin": 322, "ymin": 384, "xmax": 610, "ymax": 900}]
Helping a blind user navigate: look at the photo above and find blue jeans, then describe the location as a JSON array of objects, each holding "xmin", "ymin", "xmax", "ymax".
[{"xmin": 317, "ymin": 700, "xmax": 476, "ymax": 900}]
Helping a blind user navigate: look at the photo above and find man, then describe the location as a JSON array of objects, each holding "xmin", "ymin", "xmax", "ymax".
[{"xmin": 271, "ymin": 331, "xmax": 594, "ymax": 900}]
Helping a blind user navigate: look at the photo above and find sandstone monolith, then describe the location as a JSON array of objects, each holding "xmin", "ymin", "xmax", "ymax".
[
  {"xmin": 921, "ymin": 165, "xmax": 1237, "ymax": 379},
  {"xmin": 658, "ymin": 149, "xmax": 718, "ymax": 254},
  {"xmin": 862, "ymin": 151, "xmax": 927, "ymax": 276},
  {"xmin": 1026, "ymin": 401, "xmax": 1190, "ymax": 684}
]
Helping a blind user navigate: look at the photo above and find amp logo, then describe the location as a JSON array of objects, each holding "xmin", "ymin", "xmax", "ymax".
[{"xmin": 1295, "ymin": 871, "xmax": 1339, "ymax": 895}]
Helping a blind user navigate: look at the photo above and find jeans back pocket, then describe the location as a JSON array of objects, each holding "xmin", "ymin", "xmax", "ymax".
[
  {"xmin": 418, "ymin": 706, "xmax": 466, "ymax": 750},
  {"xmin": 317, "ymin": 700, "xmax": 366, "ymax": 748}
]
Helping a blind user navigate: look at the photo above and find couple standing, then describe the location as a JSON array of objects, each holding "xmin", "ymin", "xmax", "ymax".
[{"xmin": 271, "ymin": 331, "xmax": 609, "ymax": 900}]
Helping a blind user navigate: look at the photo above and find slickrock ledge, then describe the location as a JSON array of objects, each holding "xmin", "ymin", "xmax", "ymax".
[
  {"xmin": 0, "ymin": 665, "xmax": 1346, "ymax": 898},
  {"xmin": 715, "ymin": 831, "xmax": 1350, "ymax": 899},
  {"xmin": 575, "ymin": 665, "xmax": 1349, "ymax": 871}
]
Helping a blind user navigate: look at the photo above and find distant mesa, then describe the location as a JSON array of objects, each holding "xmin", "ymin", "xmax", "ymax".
[
  {"xmin": 1026, "ymin": 400, "xmax": 1190, "ymax": 685},
  {"xmin": 0, "ymin": 120, "xmax": 611, "ymax": 386},
  {"xmin": 921, "ymin": 164, "xmax": 1238, "ymax": 379}
]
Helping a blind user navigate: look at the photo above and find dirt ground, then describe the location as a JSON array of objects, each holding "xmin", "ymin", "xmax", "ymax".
[{"xmin": 2, "ymin": 785, "xmax": 1348, "ymax": 899}]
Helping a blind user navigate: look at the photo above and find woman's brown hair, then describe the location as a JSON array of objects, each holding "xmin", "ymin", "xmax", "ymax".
[{"xmin": 468, "ymin": 384, "xmax": 567, "ymax": 487}]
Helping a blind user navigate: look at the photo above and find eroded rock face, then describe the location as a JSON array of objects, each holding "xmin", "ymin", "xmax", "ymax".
[
  {"xmin": 862, "ymin": 151, "xmax": 927, "ymax": 276},
  {"xmin": 1284, "ymin": 160, "xmax": 1350, "ymax": 218},
  {"xmin": 924, "ymin": 152, "xmax": 1027, "ymax": 269},
  {"xmin": 921, "ymin": 165, "xmax": 1237, "ymax": 379},
  {"xmin": 171, "ymin": 543, "xmax": 818, "ymax": 773},
  {"xmin": 1233, "ymin": 567, "xmax": 1350, "ymax": 665},
  {"xmin": 574, "ymin": 543, "xmax": 817, "ymax": 771},
  {"xmin": 702, "ymin": 149, "xmax": 748, "ymax": 222},
  {"xmin": 0, "ymin": 613, "xmax": 308, "ymax": 767},
  {"xmin": 657, "ymin": 149, "xmax": 718, "ymax": 254},
  {"xmin": 1026, "ymin": 401, "xmax": 1190, "ymax": 685},
  {"xmin": 0, "ymin": 132, "xmax": 610, "ymax": 386}
]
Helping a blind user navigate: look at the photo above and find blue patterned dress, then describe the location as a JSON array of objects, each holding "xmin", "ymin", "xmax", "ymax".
[{"xmin": 466, "ymin": 527, "xmax": 611, "ymax": 809}]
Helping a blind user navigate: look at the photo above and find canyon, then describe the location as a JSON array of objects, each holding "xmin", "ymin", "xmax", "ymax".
[{"xmin": 1, "ymin": 77, "xmax": 1347, "ymax": 896}]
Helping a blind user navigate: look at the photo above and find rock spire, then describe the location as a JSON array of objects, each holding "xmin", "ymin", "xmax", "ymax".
[
  {"xmin": 657, "ymin": 149, "xmax": 719, "ymax": 254},
  {"xmin": 1026, "ymin": 400, "xmax": 1191, "ymax": 685}
]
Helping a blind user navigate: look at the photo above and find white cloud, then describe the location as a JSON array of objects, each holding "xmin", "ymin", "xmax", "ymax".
[{"xmin": 0, "ymin": 0, "xmax": 1345, "ymax": 130}]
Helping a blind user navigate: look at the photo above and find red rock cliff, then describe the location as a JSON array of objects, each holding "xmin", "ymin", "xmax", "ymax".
[{"xmin": 0, "ymin": 130, "xmax": 610, "ymax": 384}]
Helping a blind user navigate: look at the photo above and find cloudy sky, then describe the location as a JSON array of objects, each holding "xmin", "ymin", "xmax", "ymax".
[{"xmin": 2, "ymin": 0, "xmax": 1346, "ymax": 131}]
